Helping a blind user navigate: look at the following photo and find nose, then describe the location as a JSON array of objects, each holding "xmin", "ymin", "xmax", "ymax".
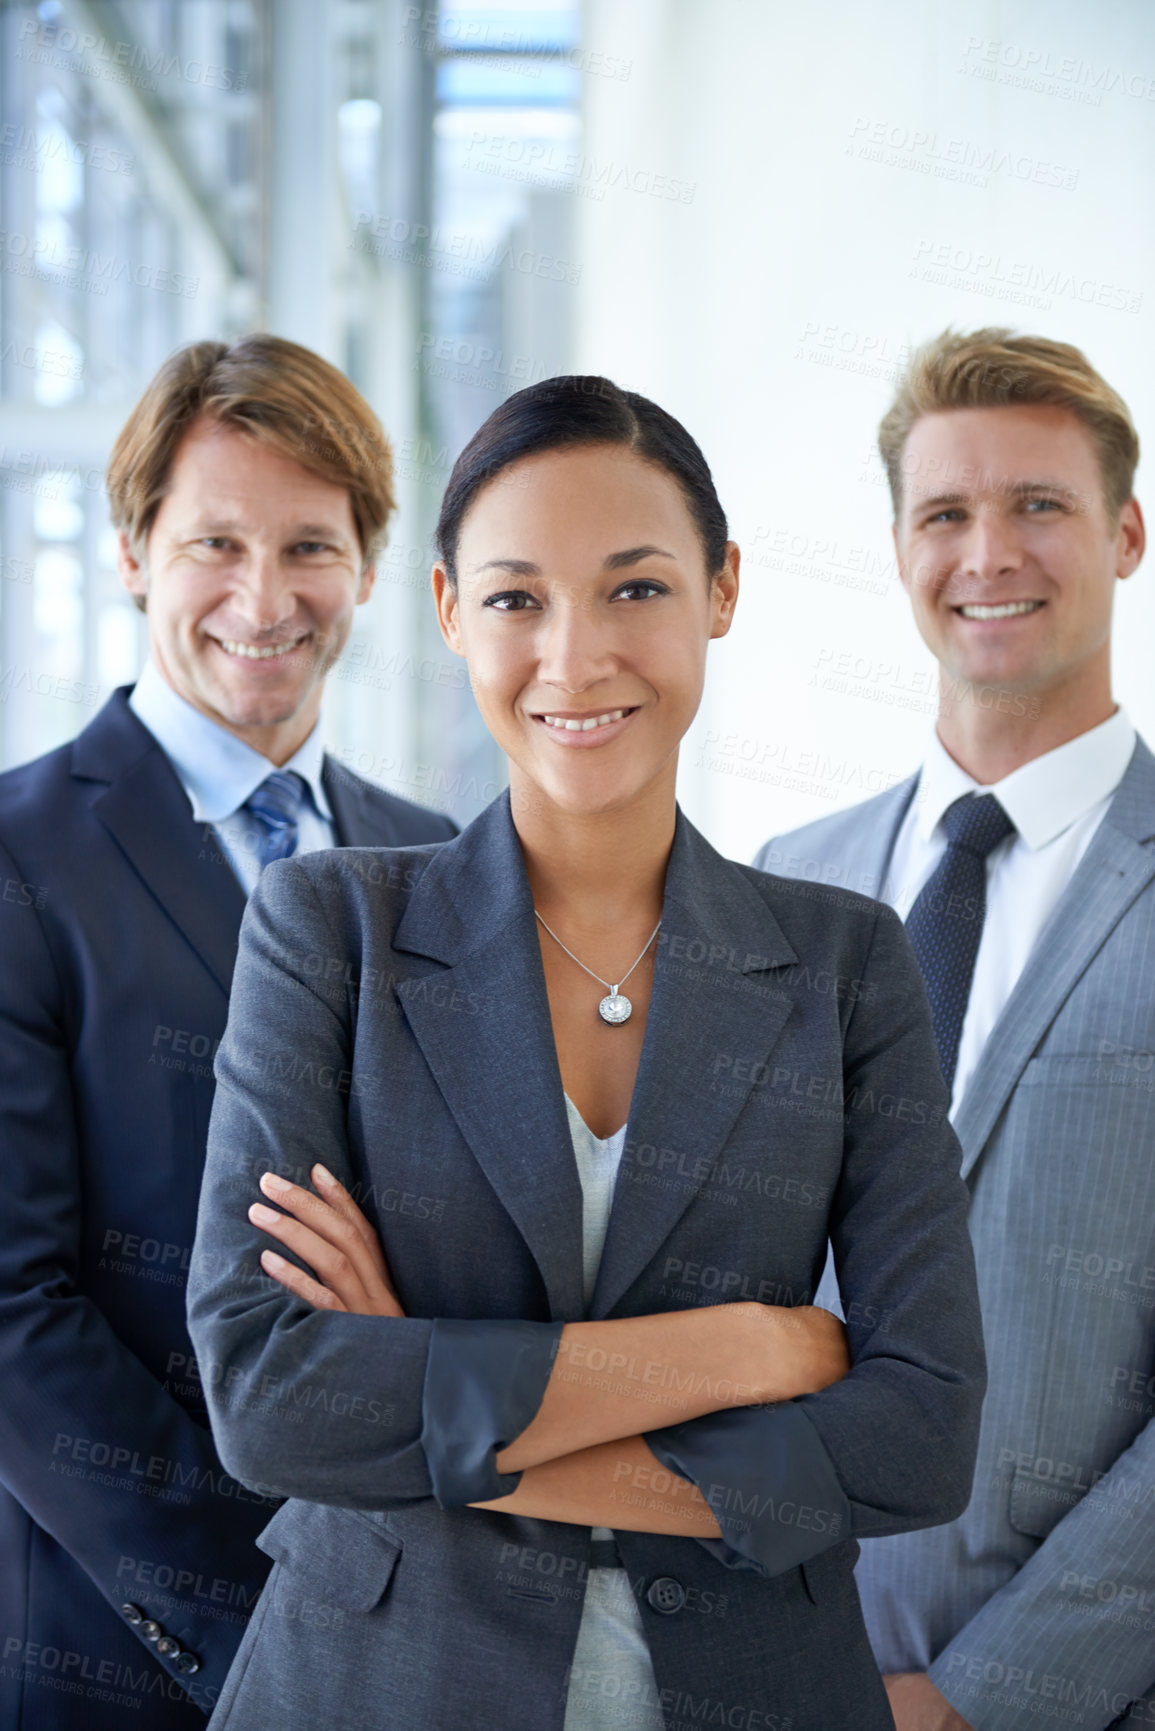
[
  {"xmin": 227, "ymin": 545, "xmax": 299, "ymax": 635},
  {"xmin": 955, "ymin": 510, "xmax": 1024, "ymax": 595},
  {"xmin": 536, "ymin": 592, "xmax": 618, "ymax": 694}
]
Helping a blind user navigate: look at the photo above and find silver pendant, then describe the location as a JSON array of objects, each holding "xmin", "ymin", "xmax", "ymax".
[{"xmin": 598, "ymin": 991, "xmax": 632, "ymax": 1025}]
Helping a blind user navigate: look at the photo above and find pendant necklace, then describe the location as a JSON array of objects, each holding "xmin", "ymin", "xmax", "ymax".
[{"xmin": 534, "ymin": 910, "xmax": 661, "ymax": 1025}]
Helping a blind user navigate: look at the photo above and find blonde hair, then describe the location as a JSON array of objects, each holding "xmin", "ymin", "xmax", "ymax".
[
  {"xmin": 878, "ymin": 327, "xmax": 1139, "ymax": 522},
  {"xmin": 106, "ymin": 334, "xmax": 396, "ymax": 562}
]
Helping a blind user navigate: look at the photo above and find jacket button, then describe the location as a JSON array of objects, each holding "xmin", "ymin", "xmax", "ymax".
[
  {"xmin": 121, "ymin": 1603, "xmax": 144, "ymax": 1625},
  {"xmin": 140, "ymin": 1620, "xmax": 163, "ymax": 1642},
  {"xmin": 646, "ymin": 1576, "xmax": 686, "ymax": 1614},
  {"xmin": 176, "ymin": 1652, "xmax": 202, "ymax": 1675},
  {"xmin": 156, "ymin": 1636, "xmax": 180, "ymax": 1657}
]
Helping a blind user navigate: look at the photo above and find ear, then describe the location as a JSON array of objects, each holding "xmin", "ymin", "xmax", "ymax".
[
  {"xmin": 709, "ymin": 542, "xmax": 740, "ymax": 640},
  {"xmin": 117, "ymin": 529, "xmax": 148, "ymax": 600},
  {"xmin": 1115, "ymin": 497, "xmax": 1145, "ymax": 581},
  {"xmin": 356, "ymin": 562, "xmax": 377, "ymax": 605},
  {"xmin": 432, "ymin": 563, "xmax": 464, "ymax": 656}
]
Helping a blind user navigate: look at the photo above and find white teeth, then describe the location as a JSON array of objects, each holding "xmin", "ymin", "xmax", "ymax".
[
  {"xmin": 219, "ymin": 637, "xmax": 304, "ymax": 659},
  {"xmin": 958, "ymin": 601, "xmax": 1042, "ymax": 620},
  {"xmin": 541, "ymin": 708, "xmax": 626, "ymax": 732}
]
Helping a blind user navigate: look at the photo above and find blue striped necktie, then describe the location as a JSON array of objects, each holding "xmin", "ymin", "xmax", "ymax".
[
  {"xmin": 244, "ymin": 771, "xmax": 305, "ymax": 871},
  {"xmin": 904, "ymin": 791, "xmax": 1016, "ymax": 1093}
]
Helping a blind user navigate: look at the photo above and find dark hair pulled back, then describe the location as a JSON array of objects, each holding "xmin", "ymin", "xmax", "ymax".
[{"xmin": 435, "ymin": 374, "xmax": 728, "ymax": 583}]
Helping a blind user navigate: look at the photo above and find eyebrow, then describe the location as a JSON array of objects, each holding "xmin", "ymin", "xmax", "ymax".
[
  {"xmin": 475, "ymin": 557, "xmax": 540, "ymax": 576},
  {"xmin": 912, "ymin": 478, "xmax": 1081, "ymax": 514},
  {"xmin": 604, "ymin": 544, "xmax": 677, "ymax": 569},
  {"xmin": 1008, "ymin": 478, "xmax": 1081, "ymax": 500},
  {"xmin": 188, "ymin": 519, "xmax": 349, "ymax": 540},
  {"xmin": 292, "ymin": 522, "xmax": 348, "ymax": 539},
  {"xmin": 475, "ymin": 545, "xmax": 677, "ymax": 576}
]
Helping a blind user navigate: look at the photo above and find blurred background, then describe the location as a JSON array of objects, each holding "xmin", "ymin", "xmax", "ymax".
[{"xmin": 1, "ymin": 0, "xmax": 1152, "ymax": 861}]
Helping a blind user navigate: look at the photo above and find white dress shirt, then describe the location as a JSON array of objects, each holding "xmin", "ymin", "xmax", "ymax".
[
  {"xmin": 128, "ymin": 657, "xmax": 337, "ymax": 894},
  {"xmin": 562, "ymin": 1095, "xmax": 665, "ymax": 1731},
  {"xmin": 884, "ymin": 708, "xmax": 1136, "ymax": 1113}
]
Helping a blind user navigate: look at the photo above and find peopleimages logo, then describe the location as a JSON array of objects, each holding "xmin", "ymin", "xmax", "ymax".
[
  {"xmin": 350, "ymin": 212, "xmax": 581, "ymax": 285},
  {"xmin": 462, "ymin": 132, "xmax": 696, "ymax": 203},
  {"xmin": 0, "ymin": 123, "xmax": 134, "ymax": 175},
  {"xmin": 959, "ymin": 35, "xmax": 1155, "ymax": 104},
  {"xmin": 0, "ymin": 338, "xmax": 83, "ymax": 381},
  {"xmin": 910, "ymin": 239, "xmax": 1142, "ymax": 314},
  {"xmin": 848, "ymin": 117, "xmax": 1079, "ymax": 189},
  {"xmin": 16, "ymin": 17, "xmax": 248, "ymax": 91},
  {"xmin": 0, "ymin": 228, "xmax": 198, "ymax": 298}
]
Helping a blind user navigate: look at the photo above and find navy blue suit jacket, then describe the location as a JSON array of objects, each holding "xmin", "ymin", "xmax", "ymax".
[{"xmin": 0, "ymin": 687, "xmax": 454, "ymax": 1727}]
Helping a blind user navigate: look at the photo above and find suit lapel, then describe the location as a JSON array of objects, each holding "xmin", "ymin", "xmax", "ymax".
[
  {"xmin": 869, "ymin": 773, "xmax": 920, "ymax": 899},
  {"xmin": 953, "ymin": 742, "xmax": 1155, "ymax": 1180},
  {"xmin": 75, "ymin": 690, "xmax": 246, "ymax": 997},
  {"xmin": 400, "ymin": 935, "xmax": 586, "ymax": 1322},
  {"xmin": 323, "ymin": 756, "xmax": 399, "ymax": 847},
  {"xmin": 75, "ymin": 695, "xmax": 417, "ymax": 998},
  {"xmin": 591, "ymin": 827, "xmax": 797, "ymax": 1316},
  {"xmin": 322, "ymin": 757, "xmax": 358, "ymax": 846},
  {"xmin": 393, "ymin": 797, "xmax": 584, "ymax": 1320},
  {"xmin": 392, "ymin": 796, "xmax": 799, "ymax": 1321}
]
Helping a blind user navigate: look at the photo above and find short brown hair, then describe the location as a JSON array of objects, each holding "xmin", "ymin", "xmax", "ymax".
[
  {"xmin": 879, "ymin": 327, "xmax": 1139, "ymax": 522},
  {"xmin": 106, "ymin": 333, "xmax": 396, "ymax": 562}
]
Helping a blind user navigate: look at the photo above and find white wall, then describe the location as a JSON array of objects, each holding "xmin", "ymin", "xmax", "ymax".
[{"xmin": 575, "ymin": 0, "xmax": 1155, "ymax": 862}]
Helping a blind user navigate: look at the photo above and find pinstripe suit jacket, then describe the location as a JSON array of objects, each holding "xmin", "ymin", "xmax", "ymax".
[{"xmin": 754, "ymin": 735, "xmax": 1155, "ymax": 1731}]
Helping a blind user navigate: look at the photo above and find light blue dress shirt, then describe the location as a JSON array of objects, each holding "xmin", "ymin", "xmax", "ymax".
[{"xmin": 128, "ymin": 658, "xmax": 336, "ymax": 894}]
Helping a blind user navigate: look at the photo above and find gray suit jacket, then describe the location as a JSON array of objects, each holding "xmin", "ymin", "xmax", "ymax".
[
  {"xmin": 755, "ymin": 737, "xmax": 1155, "ymax": 1731},
  {"xmin": 187, "ymin": 791, "xmax": 984, "ymax": 1731}
]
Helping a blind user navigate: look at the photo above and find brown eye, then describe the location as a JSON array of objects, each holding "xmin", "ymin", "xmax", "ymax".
[
  {"xmin": 484, "ymin": 591, "xmax": 540, "ymax": 612},
  {"xmin": 613, "ymin": 580, "xmax": 668, "ymax": 601}
]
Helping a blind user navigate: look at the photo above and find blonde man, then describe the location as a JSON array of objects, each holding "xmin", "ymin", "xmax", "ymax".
[
  {"xmin": 0, "ymin": 336, "xmax": 454, "ymax": 1727},
  {"xmin": 756, "ymin": 329, "xmax": 1154, "ymax": 1731}
]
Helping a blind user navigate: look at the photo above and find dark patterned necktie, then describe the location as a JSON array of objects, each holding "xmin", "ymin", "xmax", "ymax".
[
  {"xmin": 904, "ymin": 792, "xmax": 1016, "ymax": 1092},
  {"xmin": 244, "ymin": 771, "xmax": 305, "ymax": 871}
]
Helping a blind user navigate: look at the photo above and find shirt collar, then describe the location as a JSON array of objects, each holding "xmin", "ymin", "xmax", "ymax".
[
  {"xmin": 915, "ymin": 707, "xmax": 1136, "ymax": 852},
  {"xmin": 127, "ymin": 657, "xmax": 332, "ymax": 824}
]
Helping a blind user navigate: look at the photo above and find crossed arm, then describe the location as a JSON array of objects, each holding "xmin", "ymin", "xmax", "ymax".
[{"xmin": 249, "ymin": 1161, "xmax": 850, "ymax": 1539}]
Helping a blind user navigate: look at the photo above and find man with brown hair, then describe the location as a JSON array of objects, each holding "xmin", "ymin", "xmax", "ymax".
[
  {"xmin": 756, "ymin": 329, "xmax": 1155, "ymax": 1729},
  {"xmin": 0, "ymin": 335, "xmax": 455, "ymax": 1726}
]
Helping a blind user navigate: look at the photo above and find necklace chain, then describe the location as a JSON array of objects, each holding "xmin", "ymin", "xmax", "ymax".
[{"xmin": 534, "ymin": 909, "xmax": 661, "ymax": 994}]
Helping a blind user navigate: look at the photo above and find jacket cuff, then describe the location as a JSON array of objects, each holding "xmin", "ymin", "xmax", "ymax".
[
  {"xmin": 644, "ymin": 1402, "xmax": 851, "ymax": 1576},
  {"xmin": 421, "ymin": 1318, "xmax": 562, "ymax": 1507}
]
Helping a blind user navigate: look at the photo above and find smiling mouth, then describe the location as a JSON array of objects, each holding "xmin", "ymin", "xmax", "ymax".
[
  {"xmin": 537, "ymin": 707, "xmax": 637, "ymax": 733},
  {"xmin": 954, "ymin": 601, "xmax": 1044, "ymax": 620},
  {"xmin": 215, "ymin": 634, "xmax": 309, "ymax": 660}
]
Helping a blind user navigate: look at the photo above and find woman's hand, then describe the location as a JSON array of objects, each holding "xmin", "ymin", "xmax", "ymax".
[
  {"xmin": 779, "ymin": 1303, "xmax": 852, "ymax": 1394},
  {"xmin": 884, "ymin": 1673, "xmax": 975, "ymax": 1730},
  {"xmin": 248, "ymin": 1164, "xmax": 405, "ymax": 1317},
  {"xmin": 725, "ymin": 1302, "xmax": 850, "ymax": 1403}
]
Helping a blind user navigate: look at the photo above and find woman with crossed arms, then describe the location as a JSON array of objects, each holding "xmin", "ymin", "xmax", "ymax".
[{"xmin": 188, "ymin": 375, "xmax": 985, "ymax": 1731}]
